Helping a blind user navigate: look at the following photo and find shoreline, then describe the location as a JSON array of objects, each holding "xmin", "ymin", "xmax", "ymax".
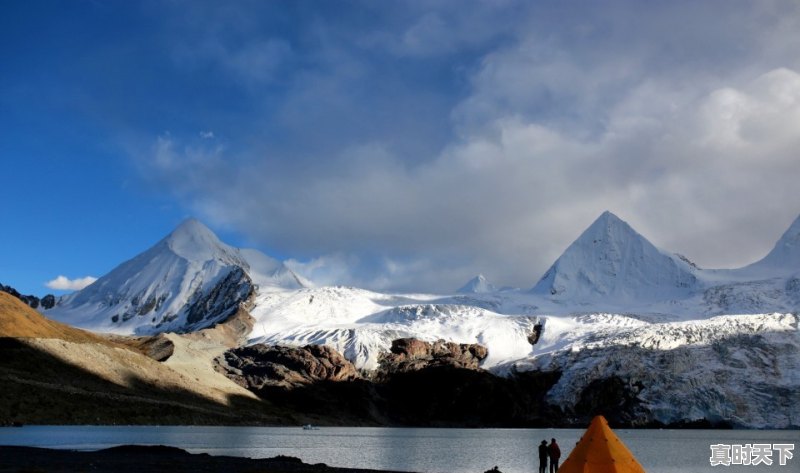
[
  {"xmin": 7, "ymin": 421, "xmax": 792, "ymax": 430},
  {"xmin": 0, "ymin": 445, "xmax": 416, "ymax": 473}
]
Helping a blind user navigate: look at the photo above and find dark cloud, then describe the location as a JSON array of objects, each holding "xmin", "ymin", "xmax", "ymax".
[{"xmin": 137, "ymin": 1, "xmax": 800, "ymax": 292}]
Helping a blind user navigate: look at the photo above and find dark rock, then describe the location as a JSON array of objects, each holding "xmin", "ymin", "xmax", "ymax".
[
  {"xmin": 184, "ymin": 267, "xmax": 253, "ymax": 327},
  {"xmin": 390, "ymin": 338, "xmax": 430, "ymax": 358},
  {"xmin": 379, "ymin": 363, "xmax": 562, "ymax": 427},
  {"xmin": 126, "ymin": 334, "xmax": 176, "ymax": 362},
  {"xmin": 0, "ymin": 284, "xmax": 23, "ymax": 301},
  {"xmin": 218, "ymin": 339, "xmax": 563, "ymax": 427},
  {"xmin": 377, "ymin": 338, "xmax": 488, "ymax": 377},
  {"xmin": 221, "ymin": 343, "xmax": 362, "ymax": 390},
  {"xmin": 573, "ymin": 376, "xmax": 644, "ymax": 426},
  {"xmin": 527, "ymin": 323, "xmax": 544, "ymax": 345},
  {"xmin": 0, "ymin": 283, "xmax": 52, "ymax": 310},
  {"xmin": 41, "ymin": 294, "xmax": 56, "ymax": 310}
]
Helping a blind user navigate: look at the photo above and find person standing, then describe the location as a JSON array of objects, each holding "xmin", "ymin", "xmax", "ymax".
[
  {"xmin": 548, "ymin": 438, "xmax": 561, "ymax": 473},
  {"xmin": 537, "ymin": 440, "xmax": 548, "ymax": 473}
]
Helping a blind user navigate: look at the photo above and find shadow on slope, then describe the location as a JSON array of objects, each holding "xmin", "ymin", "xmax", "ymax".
[
  {"xmin": 0, "ymin": 338, "xmax": 289, "ymax": 425},
  {"xmin": 248, "ymin": 366, "xmax": 563, "ymax": 428}
]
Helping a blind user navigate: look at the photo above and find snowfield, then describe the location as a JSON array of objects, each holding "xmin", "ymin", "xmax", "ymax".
[
  {"xmin": 249, "ymin": 287, "xmax": 544, "ymax": 369},
  {"xmin": 245, "ymin": 284, "xmax": 798, "ymax": 427},
  {"xmin": 511, "ymin": 312, "xmax": 799, "ymax": 428}
]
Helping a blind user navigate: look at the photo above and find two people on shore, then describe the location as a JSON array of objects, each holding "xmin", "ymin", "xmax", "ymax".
[{"xmin": 538, "ymin": 438, "xmax": 560, "ymax": 473}]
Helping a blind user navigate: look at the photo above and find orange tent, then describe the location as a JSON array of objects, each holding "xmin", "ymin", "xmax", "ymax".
[{"xmin": 557, "ymin": 415, "xmax": 647, "ymax": 473}]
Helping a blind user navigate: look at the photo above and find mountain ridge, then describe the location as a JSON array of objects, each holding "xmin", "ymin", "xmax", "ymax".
[
  {"xmin": 530, "ymin": 211, "xmax": 698, "ymax": 303},
  {"xmin": 44, "ymin": 212, "xmax": 800, "ymax": 336},
  {"xmin": 20, "ymin": 212, "xmax": 800, "ymax": 428},
  {"xmin": 45, "ymin": 219, "xmax": 304, "ymax": 335},
  {"xmin": 457, "ymin": 274, "xmax": 496, "ymax": 294},
  {"xmin": 739, "ymin": 214, "xmax": 800, "ymax": 276}
]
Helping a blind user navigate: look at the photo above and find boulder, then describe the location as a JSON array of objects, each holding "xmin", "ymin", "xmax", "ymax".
[
  {"xmin": 220, "ymin": 344, "xmax": 361, "ymax": 390},
  {"xmin": 379, "ymin": 338, "xmax": 488, "ymax": 375}
]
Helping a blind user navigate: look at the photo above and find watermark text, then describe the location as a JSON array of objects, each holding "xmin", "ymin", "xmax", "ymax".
[{"xmin": 710, "ymin": 444, "xmax": 794, "ymax": 467}]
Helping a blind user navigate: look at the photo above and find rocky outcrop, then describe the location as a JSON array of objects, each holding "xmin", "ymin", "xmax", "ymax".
[
  {"xmin": 40, "ymin": 294, "xmax": 56, "ymax": 310},
  {"xmin": 217, "ymin": 339, "xmax": 562, "ymax": 427},
  {"xmin": 115, "ymin": 334, "xmax": 175, "ymax": 362},
  {"xmin": 220, "ymin": 344, "xmax": 362, "ymax": 390},
  {"xmin": 183, "ymin": 267, "xmax": 254, "ymax": 328},
  {"xmin": 377, "ymin": 338, "xmax": 488, "ymax": 376},
  {"xmin": 101, "ymin": 267, "xmax": 254, "ymax": 330},
  {"xmin": 527, "ymin": 323, "xmax": 544, "ymax": 345},
  {"xmin": 0, "ymin": 284, "xmax": 55, "ymax": 310}
]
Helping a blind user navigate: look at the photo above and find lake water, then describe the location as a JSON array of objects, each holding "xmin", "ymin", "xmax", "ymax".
[{"xmin": 0, "ymin": 426, "xmax": 797, "ymax": 473}]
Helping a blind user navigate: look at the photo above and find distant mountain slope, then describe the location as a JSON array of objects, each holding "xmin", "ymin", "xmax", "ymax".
[
  {"xmin": 457, "ymin": 274, "xmax": 496, "ymax": 294},
  {"xmin": 679, "ymin": 214, "xmax": 800, "ymax": 315},
  {"xmin": 738, "ymin": 214, "xmax": 800, "ymax": 276},
  {"xmin": 531, "ymin": 211, "xmax": 698, "ymax": 303},
  {"xmin": 239, "ymin": 248, "xmax": 311, "ymax": 290},
  {"xmin": 45, "ymin": 219, "xmax": 305, "ymax": 335}
]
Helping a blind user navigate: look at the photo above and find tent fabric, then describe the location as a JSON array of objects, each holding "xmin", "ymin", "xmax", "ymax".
[{"xmin": 557, "ymin": 415, "xmax": 647, "ymax": 473}]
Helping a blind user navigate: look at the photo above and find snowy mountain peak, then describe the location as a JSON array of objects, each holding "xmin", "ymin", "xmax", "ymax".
[
  {"xmin": 457, "ymin": 274, "xmax": 497, "ymax": 294},
  {"xmin": 162, "ymin": 218, "xmax": 243, "ymax": 265},
  {"xmin": 743, "ymin": 213, "xmax": 800, "ymax": 274},
  {"xmin": 598, "ymin": 209, "xmax": 621, "ymax": 222},
  {"xmin": 531, "ymin": 211, "xmax": 698, "ymax": 302},
  {"xmin": 583, "ymin": 210, "xmax": 637, "ymax": 241},
  {"xmin": 167, "ymin": 218, "xmax": 217, "ymax": 243},
  {"xmin": 46, "ymin": 218, "xmax": 306, "ymax": 334},
  {"xmin": 785, "ymin": 212, "xmax": 800, "ymax": 234},
  {"xmin": 768, "ymin": 213, "xmax": 800, "ymax": 262}
]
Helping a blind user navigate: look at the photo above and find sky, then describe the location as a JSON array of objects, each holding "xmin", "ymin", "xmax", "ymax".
[{"xmin": 2, "ymin": 0, "xmax": 800, "ymax": 296}]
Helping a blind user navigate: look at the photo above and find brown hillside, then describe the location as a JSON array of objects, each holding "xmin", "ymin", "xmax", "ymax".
[{"xmin": 0, "ymin": 291, "xmax": 103, "ymax": 343}]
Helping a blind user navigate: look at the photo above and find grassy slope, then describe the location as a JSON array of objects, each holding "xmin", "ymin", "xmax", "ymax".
[
  {"xmin": 0, "ymin": 291, "xmax": 290, "ymax": 425},
  {"xmin": 0, "ymin": 291, "xmax": 106, "ymax": 342}
]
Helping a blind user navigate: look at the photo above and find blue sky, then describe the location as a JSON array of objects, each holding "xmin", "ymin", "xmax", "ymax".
[{"xmin": 2, "ymin": 1, "xmax": 800, "ymax": 295}]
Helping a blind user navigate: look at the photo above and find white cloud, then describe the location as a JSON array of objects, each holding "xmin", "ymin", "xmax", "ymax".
[
  {"xmin": 136, "ymin": 1, "xmax": 800, "ymax": 292},
  {"xmin": 285, "ymin": 254, "xmax": 359, "ymax": 289},
  {"xmin": 46, "ymin": 275, "xmax": 98, "ymax": 291},
  {"xmin": 148, "ymin": 66, "xmax": 800, "ymax": 292},
  {"xmin": 200, "ymin": 131, "xmax": 214, "ymax": 139}
]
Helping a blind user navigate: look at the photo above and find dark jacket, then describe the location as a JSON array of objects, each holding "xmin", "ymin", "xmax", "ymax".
[
  {"xmin": 548, "ymin": 442, "xmax": 561, "ymax": 460},
  {"xmin": 538, "ymin": 444, "xmax": 549, "ymax": 460}
]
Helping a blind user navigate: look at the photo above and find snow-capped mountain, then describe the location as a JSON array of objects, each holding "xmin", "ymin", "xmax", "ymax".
[
  {"xmin": 240, "ymin": 248, "xmax": 312, "ymax": 290},
  {"xmin": 525, "ymin": 211, "xmax": 800, "ymax": 315},
  {"xmin": 45, "ymin": 219, "xmax": 306, "ymax": 334},
  {"xmin": 739, "ymin": 213, "xmax": 800, "ymax": 276},
  {"xmin": 675, "ymin": 214, "xmax": 800, "ymax": 315},
  {"xmin": 457, "ymin": 274, "xmax": 497, "ymax": 294},
  {"xmin": 240, "ymin": 211, "xmax": 798, "ymax": 427},
  {"xmin": 530, "ymin": 211, "xmax": 698, "ymax": 303},
  {"xmin": 38, "ymin": 212, "xmax": 800, "ymax": 427}
]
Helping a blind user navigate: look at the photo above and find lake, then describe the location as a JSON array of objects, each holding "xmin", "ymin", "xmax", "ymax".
[{"xmin": 0, "ymin": 426, "xmax": 797, "ymax": 473}]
